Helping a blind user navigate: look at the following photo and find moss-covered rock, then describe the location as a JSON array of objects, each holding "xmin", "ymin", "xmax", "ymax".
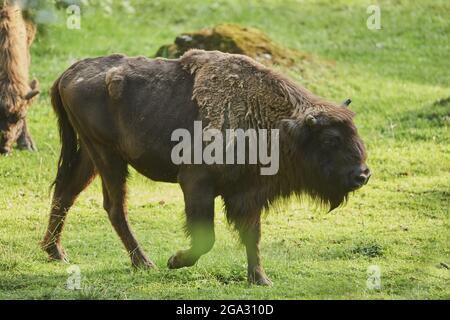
[{"xmin": 155, "ymin": 24, "xmax": 306, "ymax": 67}]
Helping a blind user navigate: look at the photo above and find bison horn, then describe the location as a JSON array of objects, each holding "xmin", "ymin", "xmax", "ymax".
[
  {"xmin": 305, "ymin": 114, "xmax": 318, "ymax": 126},
  {"xmin": 342, "ymin": 99, "xmax": 352, "ymax": 107},
  {"xmin": 24, "ymin": 89, "xmax": 40, "ymax": 100}
]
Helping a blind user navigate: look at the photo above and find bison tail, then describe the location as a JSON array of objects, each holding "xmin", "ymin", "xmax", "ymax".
[{"xmin": 50, "ymin": 76, "xmax": 79, "ymax": 190}]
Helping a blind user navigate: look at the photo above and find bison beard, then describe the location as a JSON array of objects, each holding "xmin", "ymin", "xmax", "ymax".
[{"xmin": 42, "ymin": 50, "xmax": 369, "ymax": 286}]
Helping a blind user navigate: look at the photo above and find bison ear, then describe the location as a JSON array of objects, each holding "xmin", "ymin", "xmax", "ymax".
[
  {"xmin": 280, "ymin": 119, "xmax": 299, "ymax": 132},
  {"xmin": 342, "ymin": 99, "xmax": 352, "ymax": 107},
  {"xmin": 280, "ymin": 119, "xmax": 302, "ymax": 139}
]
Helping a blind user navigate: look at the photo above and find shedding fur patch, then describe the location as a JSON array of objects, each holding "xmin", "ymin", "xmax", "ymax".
[
  {"xmin": 180, "ymin": 50, "xmax": 355, "ymax": 132},
  {"xmin": 180, "ymin": 50, "xmax": 298, "ymax": 131},
  {"xmin": 105, "ymin": 66, "xmax": 125, "ymax": 100}
]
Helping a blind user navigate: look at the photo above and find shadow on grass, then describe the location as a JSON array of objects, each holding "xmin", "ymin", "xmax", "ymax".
[
  {"xmin": 0, "ymin": 263, "xmax": 251, "ymax": 299},
  {"xmin": 400, "ymin": 190, "xmax": 450, "ymax": 218},
  {"xmin": 395, "ymin": 97, "xmax": 450, "ymax": 138}
]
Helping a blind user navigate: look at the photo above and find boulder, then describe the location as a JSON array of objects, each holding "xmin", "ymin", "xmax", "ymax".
[{"xmin": 155, "ymin": 24, "xmax": 305, "ymax": 67}]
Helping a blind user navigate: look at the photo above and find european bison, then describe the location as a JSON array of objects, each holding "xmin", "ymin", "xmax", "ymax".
[
  {"xmin": 0, "ymin": 2, "xmax": 39, "ymax": 154},
  {"xmin": 42, "ymin": 50, "xmax": 370, "ymax": 285}
]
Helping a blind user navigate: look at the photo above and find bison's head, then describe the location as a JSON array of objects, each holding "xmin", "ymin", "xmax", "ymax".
[
  {"xmin": 0, "ymin": 110, "xmax": 25, "ymax": 155},
  {"xmin": 281, "ymin": 100, "xmax": 371, "ymax": 211},
  {"xmin": 0, "ymin": 81, "xmax": 39, "ymax": 154}
]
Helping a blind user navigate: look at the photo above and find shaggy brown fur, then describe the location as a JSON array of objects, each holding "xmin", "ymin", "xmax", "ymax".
[
  {"xmin": 42, "ymin": 51, "xmax": 370, "ymax": 286},
  {"xmin": 181, "ymin": 49, "xmax": 354, "ymax": 132},
  {"xmin": 0, "ymin": 1, "xmax": 39, "ymax": 154}
]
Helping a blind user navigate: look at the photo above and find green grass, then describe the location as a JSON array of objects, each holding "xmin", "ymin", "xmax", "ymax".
[{"xmin": 0, "ymin": 0, "xmax": 449, "ymax": 299}]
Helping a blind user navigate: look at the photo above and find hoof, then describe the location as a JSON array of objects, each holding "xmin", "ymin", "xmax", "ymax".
[
  {"xmin": 248, "ymin": 267, "xmax": 273, "ymax": 286},
  {"xmin": 42, "ymin": 242, "xmax": 68, "ymax": 263},
  {"xmin": 251, "ymin": 276, "xmax": 273, "ymax": 286},
  {"xmin": 132, "ymin": 259, "xmax": 157, "ymax": 270},
  {"xmin": 131, "ymin": 253, "xmax": 157, "ymax": 270},
  {"xmin": 17, "ymin": 139, "xmax": 37, "ymax": 152},
  {"xmin": 167, "ymin": 250, "xmax": 197, "ymax": 269},
  {"xmin": 17, "ymin": 144, "xmax": 37, "ymax": 152},
  {"xmin": 167, "ymin": 253, "xmax": 183, "ymax": 269}
]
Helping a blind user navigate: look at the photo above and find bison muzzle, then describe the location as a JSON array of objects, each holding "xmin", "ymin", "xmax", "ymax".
[{"xmin": 42, "ymin": 50, "xmax": 370, "ymax": 286}]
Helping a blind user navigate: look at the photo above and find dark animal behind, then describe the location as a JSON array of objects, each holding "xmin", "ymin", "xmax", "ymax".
[{"xmin": 0, "ymin": 2, "xmax": 39, "ymax": 154}]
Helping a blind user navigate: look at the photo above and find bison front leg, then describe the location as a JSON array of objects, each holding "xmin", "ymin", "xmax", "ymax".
[
  {"xmin": 238, "ymin": 217, "xmax": 272, "ymax": 286},
  {"xmin": 96, "ymin": 151, "xmax": 156, "ymax": 269},
  {"xmin": 168, "ymin": 168, "xmax": 215, "ymax": 269},
  {"xmin": 17, "ymin": 119, "xmax": 36, "ymax": 151},
  {"xmin": 18, "ymin": 79, "xmax": 40, "ymax": 151}
]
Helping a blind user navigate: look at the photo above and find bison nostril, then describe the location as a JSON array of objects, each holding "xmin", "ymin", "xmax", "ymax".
[
  {"xmin": 0, "ymin": 147, "xmax": 10, "ymax": 155},
  {"xmin": 349, "ymin": 165, "xmax": 371, "ymax": 189},
  {"xmin": 354, "ymin": 174, "xmax": 367, "ymax": 185}
]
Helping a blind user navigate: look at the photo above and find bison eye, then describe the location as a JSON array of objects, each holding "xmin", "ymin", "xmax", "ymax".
[
  {"xmin": 7, "ymin": 114, "xmax": 20, "ymax": 124},
  {"xmin": 323, "ymin": 136, "xmax": 341, "ymax": 147}
]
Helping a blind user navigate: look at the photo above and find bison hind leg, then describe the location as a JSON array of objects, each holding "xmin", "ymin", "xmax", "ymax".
[{"xmin": 42, "ymin": 145, "xmax": 96, "ymax": 261}]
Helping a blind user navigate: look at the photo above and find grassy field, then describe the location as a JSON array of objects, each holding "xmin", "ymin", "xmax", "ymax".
[{"xmin": 0, "ymin": 0, "xmax": 449, "ymax": 299}]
